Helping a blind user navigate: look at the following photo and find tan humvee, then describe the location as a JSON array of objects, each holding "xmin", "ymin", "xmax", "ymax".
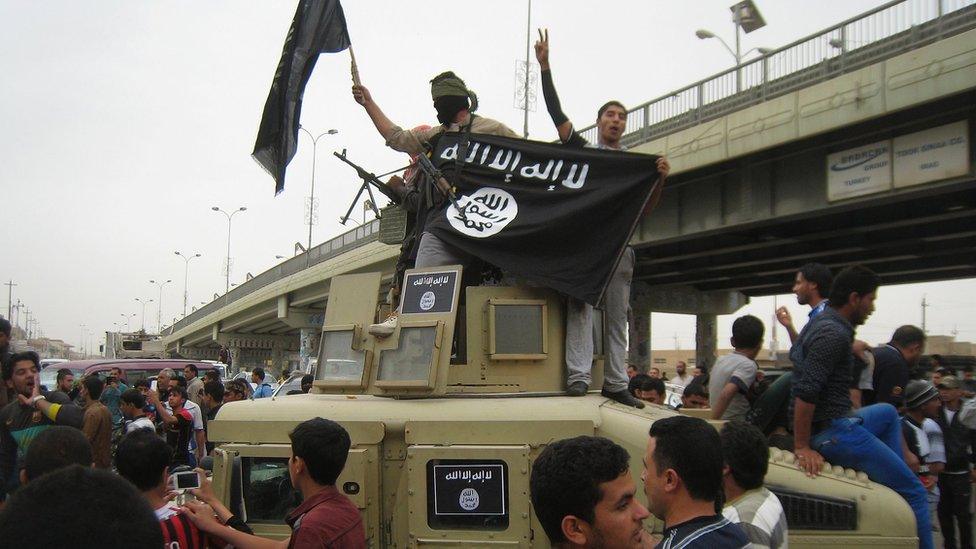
[{"xmin": 208, "ymin": 268, "xmax": 917, "ymax": 547}]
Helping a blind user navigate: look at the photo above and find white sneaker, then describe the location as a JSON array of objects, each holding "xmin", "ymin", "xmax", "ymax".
[{"xmin": 369, "ymin": 312, "xmax": 399, "ymax": 338}]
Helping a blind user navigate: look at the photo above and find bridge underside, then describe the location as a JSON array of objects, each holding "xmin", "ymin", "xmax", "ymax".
[{"xmin": 634, "ymin": 92, "xmax": 976, "ymax": 297}]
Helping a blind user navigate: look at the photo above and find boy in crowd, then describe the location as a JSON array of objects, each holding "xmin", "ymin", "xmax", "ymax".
[
  {"xmin": 180, "ymin": 417, "xmax": 366, "ymax": 548},
  {"xmin": 120, "ymin": 388, "xmax": 155, "ymax": 434},
  {"xmin": 720, "ymin": 421, "xmax": 788, "ymax": 549},
  {"xmin": 79, "ymin": 375, "xmax": 113, "ymax": 469},
  {"xmin": 149, "ymin": 386, "xmax": 194, "ymax": 467},
  {"xmin": 710, "ymin": 315, "xmax": 764, "ymax": 421},
  {"xmin": 901, "ymin": 380, "xmax": 946, "ymax": 534},
  {"xmin": 115, "ymin": 429, "xmax": 251, "ymax": 548}
]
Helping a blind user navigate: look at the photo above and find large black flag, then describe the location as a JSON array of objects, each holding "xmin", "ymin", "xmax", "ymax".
[
  {"xmin": 425, "ymin": 133, "xmax": 660, "ymax": 306},
  {"xmin": 253, "ymin": 0, "xmax": 351, "ymax": 195}
]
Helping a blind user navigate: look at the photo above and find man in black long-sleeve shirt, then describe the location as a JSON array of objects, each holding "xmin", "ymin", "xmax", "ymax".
[
  {"xmin": 0, "ymin": 351, "xmax": 83, "ymax": 500},
  {"xmin": 936, "ymin": 375, "xmax": 976, "ymax": 549},
  {"xmin": 534, "ymin": 29, "xmax": 669, "ymax": 409},
  {"xmin": 790, "ymin": 266, "xmax": 932, "ymax": 549},
  {"xmin": 868, "ymin": 325, "xmax": 926, "ymax": 408}
]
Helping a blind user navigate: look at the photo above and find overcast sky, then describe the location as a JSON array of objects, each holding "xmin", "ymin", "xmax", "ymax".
[{"xmin": 2, "ymin": 0, "xmax": 972, "ymax": 352}]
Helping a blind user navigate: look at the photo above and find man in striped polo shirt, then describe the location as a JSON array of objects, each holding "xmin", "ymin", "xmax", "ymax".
[
  {"xmin": 642, "ymin": 416, "xmax": 750, "ymax": 548},
  {"xmin": 720, "ymin": 421, "xmax": 788, "ymax": 549}
]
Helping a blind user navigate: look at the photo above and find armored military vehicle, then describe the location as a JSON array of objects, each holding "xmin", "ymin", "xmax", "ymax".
[{"xmin": 208, "ymin": 267, "xmax": 917, "ymax": 547}]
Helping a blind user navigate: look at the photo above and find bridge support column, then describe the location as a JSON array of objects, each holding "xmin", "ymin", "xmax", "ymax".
[
  {"xmin": 695, "ymin": 314, "xmax": 717, "ymax": 373},
  {"xmin": 628, "ymin": 304, "xmax": 651, "ymax": 373},
  {"xmin": 300, "ymin": 328, "xmax": 320, "ymax": 372},
  {"xmin": 271, "ymin": 343, "xmax": 286, "ymax": 376},
  {"xmin": 229, "ymin": 346, "xmax": 241, "ymax": 375}
]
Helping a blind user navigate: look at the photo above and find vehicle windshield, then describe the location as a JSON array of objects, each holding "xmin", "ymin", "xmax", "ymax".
[{"xmin": 272, "ymin": 372, "xmax": 306, "ymax": 397}]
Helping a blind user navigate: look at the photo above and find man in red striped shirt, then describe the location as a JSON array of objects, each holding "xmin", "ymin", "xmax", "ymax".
[{"xmin": 116, "ymin": 429, "xmax": 235, "ymax": 548}]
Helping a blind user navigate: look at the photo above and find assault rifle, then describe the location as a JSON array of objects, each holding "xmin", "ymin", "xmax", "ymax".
[{"xmin": 414, "ymin": 152, "xmax": 467, "ymax": 221}]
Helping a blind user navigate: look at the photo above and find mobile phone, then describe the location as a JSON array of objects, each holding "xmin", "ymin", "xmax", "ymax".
[{"xmin": 170, "ymin": 471, "xmax": 200, "ymax": 490}]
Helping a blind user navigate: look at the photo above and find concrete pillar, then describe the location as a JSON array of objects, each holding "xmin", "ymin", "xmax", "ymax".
[
  {"xmin": 229, "ymin": 346, "xmax": 241, "ymax": 374},
  {"xmin": 695, "ymin": 314, "xmax": 717, "ymax": 374},
  {"xmin": 628, "ymin": 305, "xmax": 651, "ymax": 372},
  {"xmin": 299, "ymin": 328, "xmax": 320, "ymax": 372},
  {"xmin": 271, "ymin": 343, "xmax": 286, "ymax": 374}
]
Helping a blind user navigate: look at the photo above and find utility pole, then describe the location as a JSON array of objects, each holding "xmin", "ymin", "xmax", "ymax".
[
  {"xmin": 921, "ymin": 294, "xmax": 929, "ymax": 333},
  {"xmin": 770, "ymin": 295, "xmax": 779, "ymax": 361},
  {"xmin": 4, "ymin": 280, "xmax": 15, "ymax": 320},
  {"xmin": 522, "ymin": 0, "xmax": 532, "ymax": 138}
]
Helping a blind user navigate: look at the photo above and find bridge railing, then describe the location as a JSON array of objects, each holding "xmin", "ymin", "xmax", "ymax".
[
  {"xmin": 578, "ymin": 0, "xmax": 976, "ymax": 147},
  {"xmin": 165, "ymin": 219, "xmax": 381, "ymax": 336}
]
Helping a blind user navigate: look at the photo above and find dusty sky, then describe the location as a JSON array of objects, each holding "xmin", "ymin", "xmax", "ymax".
[{"xmin": 1, "ymin": 0, "xmax": 972, "ymax": 351}]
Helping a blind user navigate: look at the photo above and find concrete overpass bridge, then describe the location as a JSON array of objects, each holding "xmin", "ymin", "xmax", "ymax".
[{"xmin": 164, "ymin": 0, "xmax": 976, "ymax": 373}]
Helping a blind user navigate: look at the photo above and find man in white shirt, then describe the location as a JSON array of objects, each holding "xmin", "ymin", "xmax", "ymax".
[{"xmin": 671, "ymin": 361, "xmax": 694, "ymax": 388}]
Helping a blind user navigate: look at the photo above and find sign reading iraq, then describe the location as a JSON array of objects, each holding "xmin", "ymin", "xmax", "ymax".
[
  {"xmin": 400, "ymin": 270, "xmax": 459, "ymax": 315},
  {"xmin": 424, "ymin": 132, "xmax": 661, "ymax": 306}
]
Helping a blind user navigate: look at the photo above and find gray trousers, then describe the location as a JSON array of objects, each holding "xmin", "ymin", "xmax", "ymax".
[
  {"xmin": 415, "ymin": 232, "xmax": 472, "ymax": 268},
  {"xmin": 566, "ymin": 247, "xmax": 634, "ymax": 392}
]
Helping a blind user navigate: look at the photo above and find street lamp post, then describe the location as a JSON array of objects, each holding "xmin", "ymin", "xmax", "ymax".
[
  {"xmin": 211, "ymin": 206, "xmax": 247, "ymax": 293},
  {"xmin": 175, "ymin": 251, "xmax": 202, "ymax": 317},
  {"xmin": 79, "ymin": 323, "xmax": 86, "ymax": 358},
  {"xmin": 135, "ymin": 298, "xmax": 154, "ymax": 332},
  {"xmin": 695, "ymin": 0, "xmax": 767, "ymax": 92},
  {"xmin": 121, "ymin": 313, "xmax": 136, "ymax": 332},
  {"xmin": 149, "ymin": 279, "xmax": 172, "ymax": 334},
  {"xmin": 298, "ymin": 127, "xmax": 338, "ymax": 261}
]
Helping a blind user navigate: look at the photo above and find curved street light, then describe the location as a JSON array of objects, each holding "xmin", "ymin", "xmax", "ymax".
[
  {"xmin": 212, "ymin": 206, "xmax": 247, "ymax": 293},
  {"xmin": 175, "ymin": 251, "xmax": 202, "ymax": 318},
  {"xmin": 149, "ymin": 279, "xmax": 172, "ymax": 334},
  {"xmin": 298, "ymin": 127, "xmax": 339, "ymax": 260},
  {"xmin": 135, "ymin": 297, "xmax": 154, "ymax": 332}
]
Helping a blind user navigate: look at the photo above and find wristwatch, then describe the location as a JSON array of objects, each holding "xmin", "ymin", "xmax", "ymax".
[{"xmin": 30, "ymin": 395, "xmax": 46, "ymax": 408}]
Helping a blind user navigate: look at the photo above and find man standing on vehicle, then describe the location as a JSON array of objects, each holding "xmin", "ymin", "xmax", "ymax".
[
  {"xmin": 534, "ymin": 29, "xmax": 669, "ymax": 409},
  {"xmin": 775, "ymin": 263, "xmax": 832, "ymax": 344}
]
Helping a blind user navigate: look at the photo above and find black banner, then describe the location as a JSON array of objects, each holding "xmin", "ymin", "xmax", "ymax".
[
  {"xmin": 252, "ymin": 0, "xmax": 351, "ymax": 195},
  {"xmin": 424, "ymin": 133, "xmax": 660, "ymax": 306}
]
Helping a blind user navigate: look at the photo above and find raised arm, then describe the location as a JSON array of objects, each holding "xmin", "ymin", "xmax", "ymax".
[
  {"xmin": 352, "ymin": 84, "xmax": 396, "ymax": 141},
  {"xmin": 535, "ymin": 29, "xmax": 574, "ymax": 143}
]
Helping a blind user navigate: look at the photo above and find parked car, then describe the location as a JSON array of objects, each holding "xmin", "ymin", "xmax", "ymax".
[
  {"xmin": 39, "ymin": 363, "xmax": 86, "ymax": 392},
  {"xmin": 49, "ymin": 359, "xmax": 219, "ymax": 387}
]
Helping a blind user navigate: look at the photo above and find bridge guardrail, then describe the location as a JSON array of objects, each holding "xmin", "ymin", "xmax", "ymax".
[
  {"xmin": 579, "ymin": 0, "xmax": 976, "ymax": 147},
  {"xmin": 165, "ymin": 219, "xmax": 380, "ymax": 335}
]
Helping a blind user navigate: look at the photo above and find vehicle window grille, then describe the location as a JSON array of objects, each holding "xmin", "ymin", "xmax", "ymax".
[{"xmin": 769, "ymin": 486, "xmax": 857, "ymax": 531}]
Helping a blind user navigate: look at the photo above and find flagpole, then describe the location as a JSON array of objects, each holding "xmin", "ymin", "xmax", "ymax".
[{"xmin": 349, "ymin": 46, "xmax": 361, "ymax": 86}]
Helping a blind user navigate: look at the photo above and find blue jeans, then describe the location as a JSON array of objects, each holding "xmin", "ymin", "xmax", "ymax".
[{"xmin": 812, "ymin": 404, "xmax": 932, "ymax": 549}]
